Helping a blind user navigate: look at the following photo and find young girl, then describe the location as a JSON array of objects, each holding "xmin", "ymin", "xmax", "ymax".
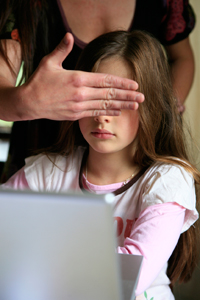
[{"xmin": 2, "ymin": 30, "xmax": 199, "ymax": 299}]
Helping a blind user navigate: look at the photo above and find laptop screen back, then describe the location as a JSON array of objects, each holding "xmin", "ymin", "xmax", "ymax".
[
  {"xmin": 0, "ymin": 189, "xmax": 143, "ymax": 300},
  {"xmin": 0, "ymin": 189, "xmax": 123, "ymax": 300}
]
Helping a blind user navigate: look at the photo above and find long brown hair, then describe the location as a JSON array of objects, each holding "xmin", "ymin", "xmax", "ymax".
[
  {"xmin": 54, "ymin": 30, "xmax": 200, "ymax": 286},
  {"xmin": 0, "ymin": 0, "xmax": 49, "ymax": 82}
]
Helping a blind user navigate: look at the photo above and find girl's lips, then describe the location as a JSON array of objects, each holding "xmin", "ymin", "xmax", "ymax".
[{"xmin": 91, "ymin": 129, "xmax": 114, "ymax": 139}]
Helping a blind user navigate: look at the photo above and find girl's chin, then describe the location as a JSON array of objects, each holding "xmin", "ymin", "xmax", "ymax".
[{"xmin": 89, "ymin": 146, "xmax": 120, "ymax": 155}]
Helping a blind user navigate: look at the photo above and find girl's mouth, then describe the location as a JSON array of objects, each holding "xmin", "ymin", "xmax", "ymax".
[{"xmin": 91, "ymin": 129, "xmax": 114, "ymax": 139}]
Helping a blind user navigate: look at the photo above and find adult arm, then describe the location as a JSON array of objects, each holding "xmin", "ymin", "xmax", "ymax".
[
  {"xmin": 0, "ymin": 33, "xmax": 144, "ymax": 122},
  {"xmin": 165, "ymin": 37, "xmax": 194, "ymax": 113}
]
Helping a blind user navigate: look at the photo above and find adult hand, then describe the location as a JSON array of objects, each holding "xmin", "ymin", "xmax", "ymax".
[{"xmin": 21, "ymin": 33, "xmax": 144, "ymax": 121}]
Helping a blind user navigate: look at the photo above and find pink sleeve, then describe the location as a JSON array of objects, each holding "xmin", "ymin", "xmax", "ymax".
[
  {"xmin": 2, "ymin": 167, "xmax": 30, "ymax": 190},
  {"xmin": 117, "ymin": 202, "xmax": 185, "ymax": 295}
]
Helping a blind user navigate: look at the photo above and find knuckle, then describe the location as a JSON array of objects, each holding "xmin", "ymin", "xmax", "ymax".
[
  {"xmin": 71, "ymin": 102, "xmax": 82, "ymax": 113},
  {"xmin": 126, "ymin": 93, "xmax": 133, "ymax": 101},
  {"xmin": 40, "ymin": 55, "xmax": 50, "ymax": 68},
  {"xmin": 92, "ymin": 110, "xmax": 100, "ymax": 117},
  {"xmin": 107, "ymin": 88, "xmax": 116, "ymax": 100},
  {"xmin": 56, "ymin": 42, "xmax": 67, "ymax": 54},
  {"xmin": 72, "ymin": 72, "xmax": 83, "ymax": 87},
  {"xmin": 104, "ymin": 74, "xmax": 124, "ymax": 89},
  {"xmin": 73, "ymin": 88, "xmax": 85, "ymax": 102},
  {"xmin": 122, "ymin": 102, "xmax": 130, "ymax": 109},
  {"xmin": 104, "ymin": 74, "xmax": 113, "ymax": 87},
  {"xmin": 101, "ymin": 99, "xmax": 113, "ymax": 110},
  {"xmin": 99, "ymin": 100, "xmax": 113, "ymax": 110}
]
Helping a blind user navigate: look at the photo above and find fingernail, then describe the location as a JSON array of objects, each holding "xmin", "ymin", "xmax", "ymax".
[
  {"xmin": 129, "ymin": 82, "xmax": 138, "ymax": 90},
  {"xmin": 63, "ymin": 34, "xmax": 68, "ymax": 45},
  {"xmin": 135, "ymin": 94, "xmax": 144, "ymax": 102}
]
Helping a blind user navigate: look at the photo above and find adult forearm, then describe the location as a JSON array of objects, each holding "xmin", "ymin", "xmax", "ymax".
[
  {"xmin": 170, "ymin": 55, "xmax": 194, "ymax": 105},
  {"xmin": 0, "ymin": 80, "xmax": 28, "ymax": 121},
  {"xmin": 165, "ymin": 38, "xmax": 195, "ymax": 113}
]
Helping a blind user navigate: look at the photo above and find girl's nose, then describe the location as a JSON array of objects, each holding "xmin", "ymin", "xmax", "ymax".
[{"xmin": 94, "ymin": 115, "xmax": 110, "ymax": 123}]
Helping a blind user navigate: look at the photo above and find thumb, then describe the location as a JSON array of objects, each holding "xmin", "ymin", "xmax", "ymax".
[{"xmin": 48, "ymin": 32, "xmax": 74, "ymax": 67}]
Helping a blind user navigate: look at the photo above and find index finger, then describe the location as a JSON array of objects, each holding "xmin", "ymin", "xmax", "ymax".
[{"xmin": 77, "ymin": 71, "xmax": 139, "ymax": 90}]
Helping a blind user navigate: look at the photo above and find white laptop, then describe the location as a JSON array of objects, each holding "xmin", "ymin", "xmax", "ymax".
[{"xmin": 0, "ymin": 189, "xmax": 143, "ymax": 300}]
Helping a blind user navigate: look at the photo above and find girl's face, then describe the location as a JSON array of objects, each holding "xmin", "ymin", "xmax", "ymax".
[{"xmin": 79, "ymin": 57, "xmax": 139, "ymax": 156}]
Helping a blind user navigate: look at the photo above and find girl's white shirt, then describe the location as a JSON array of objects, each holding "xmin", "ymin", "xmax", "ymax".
[
  {"xmin": 15, "ymin": 147, "xmax": 198, "ymax": 299},
  {"xmin": 24, "ymin": 147, "xmax": 197, "ymax": 233}
]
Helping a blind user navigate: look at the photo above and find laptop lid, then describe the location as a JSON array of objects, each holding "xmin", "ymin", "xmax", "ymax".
[
  {"xmin": 119, "ymin": 253, "xmax": 143, "ymax": 300},
  {"xmin": 0, "ymin": 189, "xmax": 142, "ymax": 300}
]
